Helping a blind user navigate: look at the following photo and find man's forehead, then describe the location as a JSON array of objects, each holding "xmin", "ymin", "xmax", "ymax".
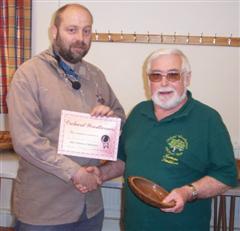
[
  {"xmin": 152, "ymin": 54, "xmax": 182, "ymax": 66},
  {"xmin": 60, "ymin": 6, "xmax": 92, "ymax": 24}
]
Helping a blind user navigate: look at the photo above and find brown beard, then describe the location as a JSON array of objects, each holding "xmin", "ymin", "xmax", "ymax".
[{"xmin": 54, "ymin": 32, "xmax": 90, "ymax": 64}]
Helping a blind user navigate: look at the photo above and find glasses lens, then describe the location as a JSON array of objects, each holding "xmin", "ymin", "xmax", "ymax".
[
  {"xmin": 148, "ymin": 73, "xmax": 163, "ymax": 82},
  {"xmin": 166, "ymin": 72, "xmax": 181, "ymax": 82},
  {"xmin": 148, "ymin": 72, "xmax": 182, "ymax": 82}
]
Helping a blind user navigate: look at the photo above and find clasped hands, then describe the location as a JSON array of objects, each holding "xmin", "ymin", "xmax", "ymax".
[{"xmin": 72, "ymin": 166, "xmax": 102, "ymax": 193}]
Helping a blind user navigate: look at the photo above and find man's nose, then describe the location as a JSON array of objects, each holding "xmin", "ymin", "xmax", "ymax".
[
  {"xmin": 160, "ymin": 76, "xmax": 169, "ymax": 86},
  {"xmin": 75, "ymin": 31, "xmax": 84, "ymax": 41}
]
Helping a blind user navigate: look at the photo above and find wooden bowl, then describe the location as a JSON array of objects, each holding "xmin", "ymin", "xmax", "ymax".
[
  {"xmin": 236, "ymin": 159, "xmax": 240, "ymax": 180},
  {"xmin": 128, "ymin": 176, "xmax": 175, "ymax": 208},
  {"xmin": 0, "ymin": 131, "xmax": 13, "ymax": 150}
]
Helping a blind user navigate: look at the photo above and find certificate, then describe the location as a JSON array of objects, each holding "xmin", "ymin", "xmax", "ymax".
[{"xmin": 58, "ymin": 110, "xmax": 121, "ymax": 161}]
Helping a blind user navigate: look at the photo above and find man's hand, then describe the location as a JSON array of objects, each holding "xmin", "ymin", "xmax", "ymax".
[
  {"xmin": 161, "ymin": 176, "xmax": 231, "ymax": 213},
  {"xmin": 90, "ymin": 105, "xmax": 114, "ymax": 117},
  {"xmin": 72, "ymin": 166, "xmax": 102, "ymax": 193},
  {"xmin": 160, "ymin": 186, "xmax": 190, "ymax": 213},
  {"xmin": 85, "ymin": 166, "xmax": 103, "ymax": 185}
]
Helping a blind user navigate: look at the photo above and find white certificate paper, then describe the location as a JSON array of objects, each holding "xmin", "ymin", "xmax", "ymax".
[{"xmin": 58, "ymin": 110, "xmax": 121, "ymax": 161}]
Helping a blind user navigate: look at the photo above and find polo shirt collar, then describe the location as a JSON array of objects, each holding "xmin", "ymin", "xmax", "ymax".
[{"xmin": 141, "ymin": 90, "xmax": 194, "ymax": 122}]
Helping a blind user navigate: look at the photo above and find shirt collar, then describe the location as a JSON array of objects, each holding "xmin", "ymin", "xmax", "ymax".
[
  {"xmin": 141, "ymin": 90, "xmax": 194, "ymax": 122},
  {"xmin": 47, "ymin": 47, "xmax": 89, "ymax": 81}
]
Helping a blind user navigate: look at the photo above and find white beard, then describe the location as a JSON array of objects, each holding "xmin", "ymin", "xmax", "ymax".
[{"xmin": 152, "ymin": 86, "xmax": 187, "ymax": 109}]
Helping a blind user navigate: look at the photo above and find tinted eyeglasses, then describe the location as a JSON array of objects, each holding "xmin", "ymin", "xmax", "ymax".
[{"xmin": 148, "ymin": 71, "xmax": 183, "ymax": 82}]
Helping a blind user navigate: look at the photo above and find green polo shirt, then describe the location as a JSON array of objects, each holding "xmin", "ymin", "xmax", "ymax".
[{"xmin": 118, "ymin": 91, "xmax": 237, "ymax": 231}]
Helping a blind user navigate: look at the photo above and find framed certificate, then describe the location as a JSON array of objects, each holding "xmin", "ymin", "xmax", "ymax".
[{"xmin": 58, "ymin": 110, "xmax": 121, "ymax": 161}]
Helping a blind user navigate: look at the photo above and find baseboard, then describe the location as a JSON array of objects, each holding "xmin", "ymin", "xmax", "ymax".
[
  {"xmin": 0, "ymin": 227, "xmax": 14, "ymax": 231},
  {"xmin": 0, "ymin": 209, "xmax": 15, "ymax": 228}
]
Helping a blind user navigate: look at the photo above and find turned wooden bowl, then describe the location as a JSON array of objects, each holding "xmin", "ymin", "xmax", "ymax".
[
  {"xmin": 0, "ymin": 131, "xmax": 13, "ymax": 150},
  {"xmin": 128, "ymin": 176, "xmax": 175, "ymax": 208},
  {"xmin": 236, "ymin": 159, "xmax": 240, "ymax": 180}
]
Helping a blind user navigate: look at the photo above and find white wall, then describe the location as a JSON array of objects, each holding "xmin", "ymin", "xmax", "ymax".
[{"xmin": 32, "ymin": 0, "xmax": 240, "ymax": 147}]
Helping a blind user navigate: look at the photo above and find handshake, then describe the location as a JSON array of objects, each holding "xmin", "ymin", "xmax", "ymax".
[
  {"xmin": 71, "ymin": 166, "xmax": 102, "ymax": 193},
  {"xmin": 71, "ymin": 160, "xmax": 125, "ymax": 193}
]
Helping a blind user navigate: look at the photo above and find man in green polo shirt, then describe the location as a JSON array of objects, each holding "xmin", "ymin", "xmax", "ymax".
[{"xmin": 90, "ymin": 48, "xmax": 238, "ymax": 231}]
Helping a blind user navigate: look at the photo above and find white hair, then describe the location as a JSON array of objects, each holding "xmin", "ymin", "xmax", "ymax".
[{"xmin": 146, "ymin": 48, "xmax": 191, "ymax": 75}]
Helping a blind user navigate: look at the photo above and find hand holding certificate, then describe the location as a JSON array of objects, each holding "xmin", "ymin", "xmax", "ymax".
[{"xmin": 58, "ymin": 110, "xmax": 121, "ymax": 161}]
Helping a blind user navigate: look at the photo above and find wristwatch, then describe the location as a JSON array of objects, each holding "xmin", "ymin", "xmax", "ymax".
[{"xmin": 187, "ymin": 183, "xmax": 198, "ymax": 201}]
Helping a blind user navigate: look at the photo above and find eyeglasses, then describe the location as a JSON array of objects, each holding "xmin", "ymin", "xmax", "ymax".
[{"xmin": 148, "ymin": 71, "xmax": 183, "ymax": 82}]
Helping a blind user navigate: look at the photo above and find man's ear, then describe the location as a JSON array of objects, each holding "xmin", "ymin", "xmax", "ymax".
[
  {"xmin": 51, "ymin": 25, "xmax": 57, "ymax": 40},
  {"xmin": 185, "ymin": 72, "xmax": 191, "ymax": 87}
]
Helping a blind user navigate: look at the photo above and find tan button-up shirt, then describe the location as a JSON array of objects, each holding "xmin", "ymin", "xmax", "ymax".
[{"xmin": 7, "ymin": 48, "xmax": 125, "ymax": 225}]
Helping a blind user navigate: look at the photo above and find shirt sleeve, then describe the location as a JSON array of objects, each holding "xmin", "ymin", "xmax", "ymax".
[
  {"xmin": 7, "ymin": 66, "xmax": 80, "ymax": 182},
  {"xmin": 207, "ymin": 113, "xmax": 238, "ymax": 187}
]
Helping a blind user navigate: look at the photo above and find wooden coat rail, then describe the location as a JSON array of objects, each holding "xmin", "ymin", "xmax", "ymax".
[{"xmin": 92, "ymin": 32, "xmax": 240, "ymax": 47}]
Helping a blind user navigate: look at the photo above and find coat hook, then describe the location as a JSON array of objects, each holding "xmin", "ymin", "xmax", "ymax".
[
  {"xmin": 95, "ymin": 30, "xmax": 98, "ymax": 41},
  {"xmin": 120, "ymin": 30, "xmax": 124, "ymax": 40},
  {"xmin": 186, "ymin": 33, "xmax": 190, "ymax": 44},
  {"xmin": 228, "ymin": 33, "xmax": 232, "ymax": 46},
  {"xmin": 133, "ymin": 32, "xmax": 137, "ymax": 42},
  {"xmin": 199, "ymin": 32, "xmax": 203, "ymax": 44},
  {"xmin": 160, "ymin": 33, "xmax": 163, "ymax": 43},
  {"xmin": 108, "ymin": 30, "xmax": 112, "ymax": 42},
  {"xmin": 173, "ymin": 32, "xmax": 176, "ymax": 43},
  {"xmin": 213, "ymin": 33, "xmax": 217, "ymax": 44},
  {"xmin": 147, "ymin": 31, "xmax": 150, "ymax": 43}
]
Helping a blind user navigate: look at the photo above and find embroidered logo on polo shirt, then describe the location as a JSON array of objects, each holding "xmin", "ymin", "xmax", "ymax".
[{"xmin": 161, "ymin": 135, "xmax": 188, "ymax": 165}]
